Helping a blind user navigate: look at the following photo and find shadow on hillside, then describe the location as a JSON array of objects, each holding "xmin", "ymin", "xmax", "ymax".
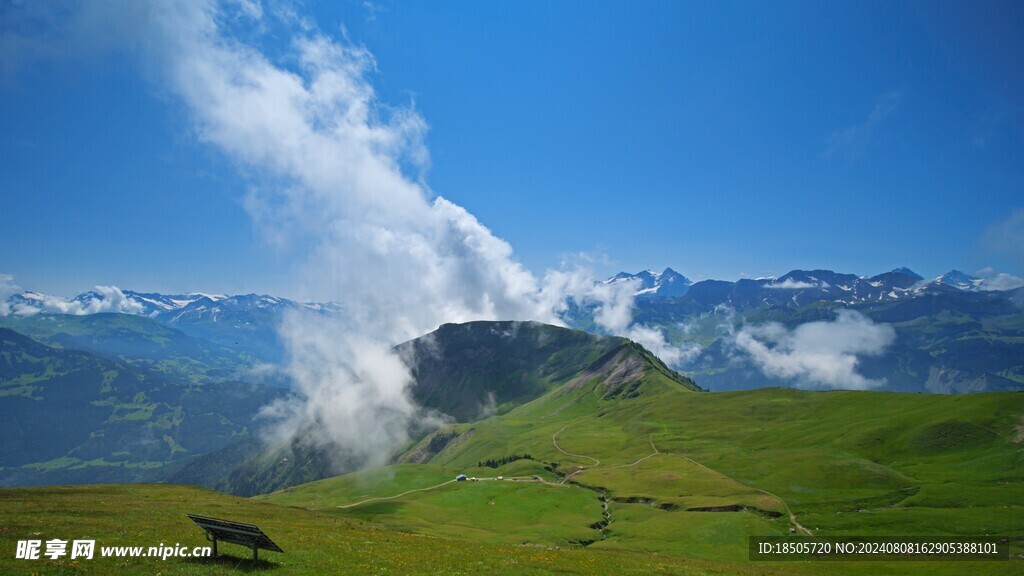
[{"xmin": 183, "ymin": 553, "xmax": 281, "ymax": 571}]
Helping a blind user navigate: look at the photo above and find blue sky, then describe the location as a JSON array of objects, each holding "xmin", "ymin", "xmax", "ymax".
[{"xmin": 1, "ymin": 0, "xmax": 1022, "ymax": 297}]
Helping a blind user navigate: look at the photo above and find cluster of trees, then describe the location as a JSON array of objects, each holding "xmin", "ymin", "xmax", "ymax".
[{"xmin": 477, "ymin": 454, "xmax": 535, "ymax": 469}]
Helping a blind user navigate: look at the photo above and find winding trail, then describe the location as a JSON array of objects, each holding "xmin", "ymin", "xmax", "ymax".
[
  {"xmin": 552, "ymin": 425, "xmax": 601, "ymax": 484},
  {"xmin": 337, "ymin": 480, "xmax": 456, "ymax": 509},
  {"xmin": 603, "ymin": 435, "xmax": 661, "ymax": 471},
  {"xmin": 551, "ymin": 425, "xmax": 601, "ymax": 466},
  {"xmin": 648, "ymin": 436, "xmax": 813, "ymax": 537},
  {"xmin": 340, "ymin": 427, "xmax": 811, "ymax": 539},
  {"xmin": 337, "ymin": 476, "xmax": 567, "ymax": 510},
  {"xmin": 551, "ymin": 428, "xmax": 812, "ymax": 538}
]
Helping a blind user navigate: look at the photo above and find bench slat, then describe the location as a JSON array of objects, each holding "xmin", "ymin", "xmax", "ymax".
[{"xmin": 186, "ymin": 514, "xmax": 284, "ymax": 554}]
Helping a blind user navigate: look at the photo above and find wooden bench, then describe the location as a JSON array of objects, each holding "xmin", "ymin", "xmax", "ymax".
[{"xmin": 186, "ymin": 514, "xmax": 284, "ymax": 562}]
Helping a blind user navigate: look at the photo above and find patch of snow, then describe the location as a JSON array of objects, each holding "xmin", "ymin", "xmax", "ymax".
[
  {"xmin": 134, "ymin": 295, "xmax": 175, "ymax": 310},
  {"xmin": 169, "ymin": 298, "xmax": 199, "ymax": 308},
  {"xmin": 189, "ymin": 292, "xmax": 227, "ymax": 301}
]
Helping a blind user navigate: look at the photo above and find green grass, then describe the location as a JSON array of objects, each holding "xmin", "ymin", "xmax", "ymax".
[
  {"xmin": 3, "ymin": 484, "xmax": 1019, "ymax": 575},
  {"xmin": 4, "ymin": 330, "xmax": 1022, "ymax": 574},
  {"xmin": 0, "ymin": 484, "xmax": 813, "ymax": 576},
  {"xmin": 594, "ymin": 503, "xmax": 786, "ymax": 561},
  {"xmin": 574, "ymin": 453, "xmax": 786, "ymax": 513},
  {"xmin": 260, "ymin": 371, "xmax": 1024, "ymax": 569},
  {"xmin": 337, "ymin": 481, "xmax": 604, "ymax": 546},
  {"xmin": 264, "ymin": 464, "xmax": 604, "ymax": 546},
  {"xmin": 263, "ymin": 464, "xmax": 459, "ymax": 508}
]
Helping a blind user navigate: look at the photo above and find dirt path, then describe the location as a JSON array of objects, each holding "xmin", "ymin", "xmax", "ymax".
[
  {"xmin": 604, "ymin": 435, "xmax": 661, "ymax": 470},
  {"xmin": 337, "ymin": 475, "xmax": 568, "ymax": 509},
  {"xmin": 552, "ymin": 425, "xmax": 605, "ymax": 485},
  {"xmin": 341, "ymin": 430, "xmax": 811, "ymax": 539},
  {"xmin": 551, "ymin": 425, "xmax": 601, "ymax": 466},
  {"xmin": 337, "ymin": 480, "xmax": 456, "ymax": 509},
  {"xmin": 648, "ymin": 436, "xmax": 813, "ymax": 537}
]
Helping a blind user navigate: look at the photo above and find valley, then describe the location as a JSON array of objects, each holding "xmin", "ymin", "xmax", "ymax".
[{"xmin": 1, "ymin": 309, "xmax": 1021, "ymax": 573}]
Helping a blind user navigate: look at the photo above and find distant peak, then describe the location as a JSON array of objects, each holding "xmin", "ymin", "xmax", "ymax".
[
  {"xmin": 660, "ymin": 267, "xmax": 691, "ymax": 285},
  {"xmin": 938, "ymin": 269, "xmax": 976, "ymax": 280},
  {"xmin": 891, "ymin": 267, "xmax": 921, "ymax": 278}
]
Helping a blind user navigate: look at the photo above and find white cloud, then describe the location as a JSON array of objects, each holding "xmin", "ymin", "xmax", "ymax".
[
  {"xmin": 129, "ymin": 1, "xmax": 565, "ymax": 464},
  {"xmin": 259, "ymin": 311, "xmax": 449, "ymax": 468},
  {"xmin": 3, "ymin": 1, "xmax": 695, "ymax": 468},
  {"xmin": 0, "ymin": 275, "xmax": 143, "ymax": 317},
  {"xmin": 733, "ymin": 310, "xmax": 895, "ymax": 390},
  {"xmin": 765, "ymin": 278, "xmax": 817, "ymax": 289},
  {"xmin": 557, "ymin": 272, "xmax": 701, "ymax": 366},
  {"xmin": 624, "ymin": 324, "xmax": 702, "ymax": 367},
  {"xmin": 7, "ymin": 1, "xmax": 669, "ymax": 466},
  {"xmin": 974, "ymin": 267, "xmax": 1024, "ymax": 291}
]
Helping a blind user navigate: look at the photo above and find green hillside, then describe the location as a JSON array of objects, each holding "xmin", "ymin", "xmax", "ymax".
[
  {"xmin": 396, "ymin": 320, "xmax": 698, "ymax": 421},
  {"xmin": 264, "ymin": 331, "xmax": 1024, "ymax": 566},
  {"xmin": 198, "ymin": 322, "xmax": 700, "ymax": 495},
  {"xmin": 0, "ymin": 328, "xmax": 284, "ymax": 486},
  {"xmin": 0, "ymin": 313, "xmax": 256, "ymax": 384}
]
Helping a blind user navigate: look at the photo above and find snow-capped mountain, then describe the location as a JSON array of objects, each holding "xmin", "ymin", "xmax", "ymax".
[
  {"xmin": 604, "ymin": 267, "xmax": 692, "ymax": 298},
  {"xmin": 934, "ymin": 270, "xmax": 981, "ymax": 290},
  {"xmin": 2, "ymin": 288, "xmax": 343, "ymax": 363},
  {"xmin": 602, "ymin": 266, "xmax": 1023, "ymax": 310},
  {"xmin": 127, "ymin": 291, "xmax": 229, "ymax": 315},
  {"xmin": 67, "ymin": 290, "xmax": 229, "ymax": 317},
  {"xmin": 5, "ymin": 265, "xmax": 1022, "ymax": 339},
  {"xmin": 11, "ymin": 289, "xmax": 339, "ymax": 321},
  {"xmin": 919, "ymin": 270, "xmax": 1023, "ymax": 292}
]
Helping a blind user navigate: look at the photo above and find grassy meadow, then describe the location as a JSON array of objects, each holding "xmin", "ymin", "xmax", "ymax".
[{"xmin": 2, "ymin": 346, "xmax": 1021, "ymax": 574}]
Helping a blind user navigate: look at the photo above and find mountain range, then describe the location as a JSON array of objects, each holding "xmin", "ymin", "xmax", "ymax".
[
  {"xmin": 607, "ymin": 266, "xmax": 1020, "ymax": 304},
  {"xmin": 4, "ymin": 265, "xmax": 1024, "ymax": 396},
  {"xmin": 5, "ymin": 289, "xmax": 342, "ymax": 364},
  {"xmin": 570, "ymin": 267, "xmax": 1024, "ymax": 394}
]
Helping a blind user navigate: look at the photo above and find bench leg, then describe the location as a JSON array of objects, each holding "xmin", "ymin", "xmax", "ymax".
[{"xmin": 253, "ymin": 544, "xmax": 258, "ymax": 563}]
